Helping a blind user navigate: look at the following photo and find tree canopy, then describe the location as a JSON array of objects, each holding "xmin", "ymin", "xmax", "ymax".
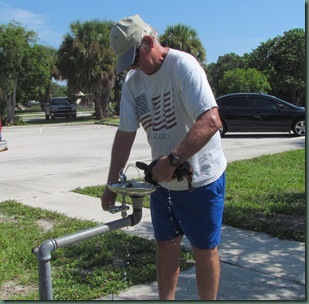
[
  {"xmin": 246, "ymin": 29, "xmax": 305, "ymax": 105},
  {"xmin": 218, "ymin": 68, "xmax": 271, "ymax": 95},
  {"xmin": 0, "ymin": 22, "xmax": 36, "ymax": 122},
  {"xmin": 206, "ymin": 29, "xmax": 305, "ymax": 106},
  {"xmin": 160, "ymin": 24, "xmax": 206, "ymax": 64},
  {"xmin": 56, "ymin": 19, "xmax": 116, "ymax": 119},
  {"xmin": 0, "ymin": 22, "xmax": 59, "ymax": 123}
]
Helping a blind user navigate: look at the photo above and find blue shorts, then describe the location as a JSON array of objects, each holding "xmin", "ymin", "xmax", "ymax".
[{"xmin": 150, "ymin": 172, "xmax": 225, "ymax": 249}]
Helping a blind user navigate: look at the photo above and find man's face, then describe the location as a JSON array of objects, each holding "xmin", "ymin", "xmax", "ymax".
[{"xmin": 131, "ymin": 38, "xmax": 157, "ymax": 75}]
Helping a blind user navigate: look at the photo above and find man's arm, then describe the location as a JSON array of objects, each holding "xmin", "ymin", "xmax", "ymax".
[
  {"xmin": 101, "ymin": 129, "xmax": 136, "ymax": 211},
  {"xmin": 152, "ymin": 107, "xmax": 222, "ymax": 182}
]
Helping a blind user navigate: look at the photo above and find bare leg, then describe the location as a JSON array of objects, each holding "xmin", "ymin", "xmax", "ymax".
[
  {"xmin": 192, "ymin": 246, "xmax": 220, "ymax": 300},
  {"xmin": 156, "ymin": 235, "xmax": 183, "ymax": 300}
]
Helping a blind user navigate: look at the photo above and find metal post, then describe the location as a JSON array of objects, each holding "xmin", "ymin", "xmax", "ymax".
[{"xmin": 38, "ymin": 260, "xmax": 53, "ymax": 300}]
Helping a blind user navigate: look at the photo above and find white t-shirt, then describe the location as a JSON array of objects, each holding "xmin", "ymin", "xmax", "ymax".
[{"xmin": 118, "ymin": 49, "xmax": 227, "ymax": 190}]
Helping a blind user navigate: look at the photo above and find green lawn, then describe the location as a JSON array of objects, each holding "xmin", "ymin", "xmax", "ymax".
[
  {"xmin": 0, "ymin": 149, "xmax": 305, "ymax": 300},
  {"xmin": 8, "ymin": 108, "xmax": 118, "ymax": 127},
  {"xmin": 0, "ymin": 201, "xmax": 193, "ymax": 300}
]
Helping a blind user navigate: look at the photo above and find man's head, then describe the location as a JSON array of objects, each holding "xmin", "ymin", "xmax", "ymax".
[{"xmin": 110, "ymin": 15, "xmax": 158, "ymax": 74}]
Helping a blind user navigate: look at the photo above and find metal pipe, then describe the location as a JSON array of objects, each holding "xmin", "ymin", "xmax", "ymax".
[
  {"xmin": 32, "ymin": 239, "xmax": 57, "ymax": 300},
  {"xmin": 55, "ymin": 216, "xmax": 132, "ymax": 248},
  {"xmin": 38, "ymin": 259, "xmax": 53, "ymax": 300},
  {"xmin": 32, "ymin": 196, "xmax": 144, "ymax": 300},
  {"xmin": 128, "ymin": 196, "xmax": 143, "ymax": 226}
]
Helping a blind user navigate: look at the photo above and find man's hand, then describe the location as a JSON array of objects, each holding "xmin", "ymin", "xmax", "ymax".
[
  {"xmin": 151, "ymin": 156, "xmax": 176, "ymax": 183},
  {"xmin": 136, "ymin": 158, "xmax": 195, "ymax": 191},
  {"xmin": 101, "ymin": 187, "xmax": 117, "ymax": 211}
]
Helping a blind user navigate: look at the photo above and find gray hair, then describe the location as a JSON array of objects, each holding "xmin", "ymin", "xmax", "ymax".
[{"xmin": 143, "ymin": 23, "xmax": 159, "ymax": 42}]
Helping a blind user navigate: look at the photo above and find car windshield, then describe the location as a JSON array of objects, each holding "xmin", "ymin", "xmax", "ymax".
[{"xmin": 51, "ymin": 99, "xmax": 71, "ymax": 105}]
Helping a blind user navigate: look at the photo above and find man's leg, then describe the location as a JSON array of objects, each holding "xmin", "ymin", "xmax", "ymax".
[
  {"xmin": 192, "ymin": 245, "xmax": 220, "ymax": 300},
  {"xmin": 156, "ymin": 235, "xmax": 183, "ymax": 300}
]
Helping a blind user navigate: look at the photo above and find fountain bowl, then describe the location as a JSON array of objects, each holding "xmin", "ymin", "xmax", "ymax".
[{"xmin": 108, "ymin": 180, "xmax": 159, "ymax": 197}]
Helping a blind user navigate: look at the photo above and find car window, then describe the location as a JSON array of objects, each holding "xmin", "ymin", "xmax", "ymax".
[
  {"xmin": 218, "ymin": 96, "xmax": 249, "ymax": 108},
  {"xmin": 250, "ymin": 97, "xmax": 277, "ymax": 109},
  {"xmin": 51, "ymin": 99, "xmax": 71, "ymax": 105}
]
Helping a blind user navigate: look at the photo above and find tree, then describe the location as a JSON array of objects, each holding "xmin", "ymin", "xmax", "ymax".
[
  {"xmin": 205, "ymin": 53, "xmax": 245, "ymax": 96},
  {"xmin": 50, "ymin": 82, "xmax": 67, "ymax": 98},
  {"xmin": 0, "ymin": 22, "xmax": 36, "ymax": 123},
  {"xmin": 57, "ymin": 19, "xmax": 116, "ymax": 119},
  {"xmin": 18, "ymin": 45, "xmax": 57, "ymax": 108},
  {"xmin": 160, "ymin": 24, "xmax": 206, "ymax": 64},
  {"xmin": 247, "ymin": 29, "xmax": 305, "ymax": 106},
  {"xmin": 218, "ymin": 68, "xmax": 271, "ymax": 95}
]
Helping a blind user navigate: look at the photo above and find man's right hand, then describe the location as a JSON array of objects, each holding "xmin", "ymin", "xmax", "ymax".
[{"xmin": 101, "ymin": 187, "xmax": 117, "ymax": 211}]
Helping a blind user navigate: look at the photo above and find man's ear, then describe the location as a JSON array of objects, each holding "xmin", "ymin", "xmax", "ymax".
[{"xmin": 141, "ymin": 36, "xmax": 154, "ymax": 51}]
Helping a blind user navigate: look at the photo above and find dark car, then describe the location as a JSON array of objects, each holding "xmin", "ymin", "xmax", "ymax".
[
  {"xmin": 216, "ymin": 93, "xmax": 305, "ymax": 136},
  {"xmin": 45, "ymin": 97, "xmax": 77, "ymax": 119}
]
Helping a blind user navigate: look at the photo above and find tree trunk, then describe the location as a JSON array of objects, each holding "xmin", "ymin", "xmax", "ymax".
[
  {"xmin": 101, "ymin": 88, "xmax": 110, "ymax": 118},
  {"xmin": 5, "ymin": 73, "xmax": 19, "ymax": 124},
  {"xmin": 5, "ymin": 94, "xmax": 14, "ymax": 124},
  {"xmin": 94, "ymin": 95, "xmax": 104, "ymax": 120}
]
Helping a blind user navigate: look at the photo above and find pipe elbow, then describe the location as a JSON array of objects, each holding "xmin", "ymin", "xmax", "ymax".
[
  {"xmin": 129, "ymin": 196, "xmax": 144, "ymax": 226},
  {"xmin": 32, "ymin": 239, "xmax": 57, "ymax": 263},
  {"xmin": 129, "ymin": 208, "xmax": 142, "ymax": 226}
]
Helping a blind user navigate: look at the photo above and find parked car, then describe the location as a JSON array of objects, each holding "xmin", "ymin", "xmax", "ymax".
[
  {"xmin": 216, "ymin": 93, "xmax": 305, "ymax": 136},
  {"xmin": 26, "ymin": 100, "xmax": 40, "ymax": 107},
  {"xmin": 45, "ymin": 97, "xmax": 77, "ymax": 119},
  {"xmin": 0, "ymin": 117, "xmax": 8, "ymax": 152}
]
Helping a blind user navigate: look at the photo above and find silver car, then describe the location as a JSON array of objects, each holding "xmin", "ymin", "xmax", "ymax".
[{"xmin": 45, "ymin": 97, "xmax": 77, "ymax": 119}]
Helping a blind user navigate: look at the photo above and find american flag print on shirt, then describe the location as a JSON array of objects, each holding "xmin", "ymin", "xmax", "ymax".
[
  {"xmin": 136, "ymin": 93, "xmax": 153, "ymax": 130},
  {"xmin": 135, "ymin": 91, "xmax": 177, "ymax": 132}
]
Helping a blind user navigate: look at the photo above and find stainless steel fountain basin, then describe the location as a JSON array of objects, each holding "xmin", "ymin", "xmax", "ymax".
[{"xmin": 107, "ymin": 180, "xmax": 159, "ymax": 197}]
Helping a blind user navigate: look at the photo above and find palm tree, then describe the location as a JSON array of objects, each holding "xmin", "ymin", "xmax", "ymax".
[
  {"xmin": 57, "ymin": 19, "xmax": 116, "ymax": 119},
  {"xmin": 160, "ymin": 24, "xmax": 206, "ymax": 64}
]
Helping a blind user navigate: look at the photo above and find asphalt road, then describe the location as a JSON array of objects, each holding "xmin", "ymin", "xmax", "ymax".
[{"xmin": 0, "ymin": 123, "xmax": 305, "ymax": 202}]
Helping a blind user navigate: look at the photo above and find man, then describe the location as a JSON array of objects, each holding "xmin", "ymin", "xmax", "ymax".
[{"xmin": 101, "ymin": 15, "xmax": 227, "ymax": 300}]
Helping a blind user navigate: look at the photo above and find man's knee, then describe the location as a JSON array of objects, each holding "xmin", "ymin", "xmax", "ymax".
[
  {"xmin": 192, "ymin": 245, "xmax": 219, "ymax": 260},
  {"xmin": 156, "ymin": 235, "xmax": 183, "ymax": 250}
]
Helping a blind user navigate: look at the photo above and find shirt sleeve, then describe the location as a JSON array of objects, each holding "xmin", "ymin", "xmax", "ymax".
[
  {"xmin": 175, "ymin": 56, "xmax": 217, "ymax": 121},
  {"xmin": 118, "ymin": 81, "xmax": 140, "ymax": 132}
]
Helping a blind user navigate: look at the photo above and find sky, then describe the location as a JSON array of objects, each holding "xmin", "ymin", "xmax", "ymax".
[{"xmin": 0, "ymin": 0, "xmax": 305, "ymax": 63}]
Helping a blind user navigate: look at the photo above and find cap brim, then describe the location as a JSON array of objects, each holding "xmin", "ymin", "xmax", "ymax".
[{"xmin": 116, "ymin": 46, "xmax": 136, "ymax": 74}]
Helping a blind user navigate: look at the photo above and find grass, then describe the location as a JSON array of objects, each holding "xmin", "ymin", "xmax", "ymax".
[
  {"xmin": 96, "ymin": 116, "xmax": 120, "ymax": 125},
  {"xmin": 6, "ymin": 108, "xmax": 120, "ymax": 127},
  {"xmin": 224, "ymin": 149, "xmax": 305, "ymax": 242},
  {"xmin": 73, "ymin": 149, "xmax": 305, "ymax": 242},
  {"xmin": 0, "ymin": 201, "xmax": 193, "ymax": 300},
  {"xmin": 5, "ymin": 107, "xmax": 120, "ymax": 127},
  {"xmin": 20, "ymin": 115, "xmax": 98, "ymax": 126},
  {"xmin": 10, "ymin": 107, "xmax": 99, "ymax": 126},
  {"xmin": 0, "ymin": 149, "xmax": 305, "ymax": 300}
]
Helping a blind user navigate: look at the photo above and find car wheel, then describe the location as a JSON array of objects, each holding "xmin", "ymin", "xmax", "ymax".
[
  {"xmin": 45, "ymin": 114, "xmax": 49, "ymax": 120},
  {"xmin": 219, "ymin": 121, "xmax": 228, "ymax": 136},
  {"xmin": 72, "ymin": 115, "xmax": 77, "ymax": 118},
  {"xmin": 292, "ymin": 119, "xmax": 305, "ymax": 136}
]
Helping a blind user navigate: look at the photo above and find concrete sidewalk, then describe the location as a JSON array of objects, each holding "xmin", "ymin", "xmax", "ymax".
[{"xmin": 20, "ymin": 192, "xmax": 305, "ymax": 301}]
